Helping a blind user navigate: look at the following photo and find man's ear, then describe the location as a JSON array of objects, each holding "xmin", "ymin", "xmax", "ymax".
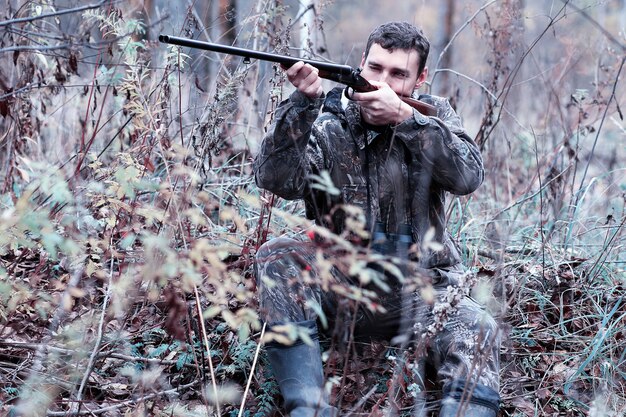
[
  {"xmin": 415, "ymin": 66, "xmax": 428, "ymax": 89},
  {"xmin": 360, "ymin": 51, "xmax": 366, "ymax": 68}
]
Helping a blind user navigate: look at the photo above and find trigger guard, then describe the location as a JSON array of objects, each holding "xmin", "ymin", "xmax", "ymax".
[{"xmin": 345, "ymin": 87, "xmax": 355, "ymax": 100}]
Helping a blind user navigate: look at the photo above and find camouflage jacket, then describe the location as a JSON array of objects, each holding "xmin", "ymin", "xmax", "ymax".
[{"xmin": 253, "ymin": 87, "xmax": 484, "ymax": 268}]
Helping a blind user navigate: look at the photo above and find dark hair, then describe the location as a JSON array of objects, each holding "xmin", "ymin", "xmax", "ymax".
[{"xmin": 364, "ymin": 22, "xmax": 430, "ymax": 75}]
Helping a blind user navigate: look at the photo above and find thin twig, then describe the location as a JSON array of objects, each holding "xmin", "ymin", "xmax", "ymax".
[
  {"xmin": 0, "ymin": 15, "xmax": 169, "ymax": 54},
  {"xmin": 0, "ymin": 0, "xmax": 111, "ymax": 28},
  {"xmin": 0, "ymin": 42, "xmax": 74, "ymax": 53},
  {"xmin": 431, "ymin": 68, "xmax": 499, "ymax": 103},
  {"xmin": 11, "ymin": 264, "xmax": 85, "ymax": 412},
  {"xmin": 194, "ymin": 285, "xmax": 221, "ymax": 417},
  {"xmin": 586, "ymin": 216, "xmax": 626, "ymax": 283},
  {"xmin": 45, "ymin": 379, "xmax": 202, "ymax": 416},
  {"xmin": 72, "ymin": 244, "xmax": 115, "ymax": 412},
  {"xmin": 0, "ymin": 340, "xmax": 70, "ymax": 353},
  {"xmin": 343, "ymin": 385, "xmax": 378, "ymax": 417},
  {"xmin": 186, "ymin": 0, "xmax": 212, "ymax": 43},
  {"xmin": 237, "ymin": 322, "xmax": 267, "ymax": 417},
  {"xmin": 575, "ymin": 56, "xmax": 626, "ymax": 200},
  {"xmin": 558, "ymin": 0, "xmax": 626, "ymax": 52},
  {"xmin": 432, "ymin": 0, "xmax": 498, "ymax": 86},
  {"xmin": 480, "ymin": 1, "xmax": 571, "ymax": 145},
  {"xmin": 0, "ymin": 340, "xmax": 197, "ymax": 368}
]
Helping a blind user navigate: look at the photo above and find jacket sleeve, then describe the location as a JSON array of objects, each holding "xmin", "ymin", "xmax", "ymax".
[
  {"xmin": 253, "ymin": 90, "xmax": 328, "ymax": 200},
  {"xmin": 393, "ymin": 97, "xmax": 484, "ymax": 195}
]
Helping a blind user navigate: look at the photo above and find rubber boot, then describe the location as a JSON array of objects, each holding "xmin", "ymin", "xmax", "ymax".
[
  {"xmin": 438, "ymin": 380, "xmax": 500, "ymax": 417},
  {"xmin": 266, "ymin": 320, "xmax": 337, "ymax": 417}
]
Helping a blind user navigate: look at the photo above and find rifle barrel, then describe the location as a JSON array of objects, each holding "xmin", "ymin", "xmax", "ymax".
[
  {"xmin": 158, "ymin": 34, "xmax": 438, "ymax": 116},
  {"xmin": 159, "ymin": 35, "xmax": 353, "ymax": 76}
]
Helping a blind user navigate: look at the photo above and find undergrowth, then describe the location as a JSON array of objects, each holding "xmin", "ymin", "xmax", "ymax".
[{"xmin": 0, "ymin": 1, "xmax": 624, "ymax": 416}]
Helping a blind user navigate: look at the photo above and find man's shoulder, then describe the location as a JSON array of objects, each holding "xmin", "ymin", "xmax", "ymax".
[
  {"xmin": 416, "ymin": 93, "xmax": 449, "ymax": 107},
  {"xmin": 416, "ymin": 94, "xmax": 459, "ymax": 120}
]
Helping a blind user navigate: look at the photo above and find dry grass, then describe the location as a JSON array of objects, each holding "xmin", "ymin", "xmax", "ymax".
[{"xmin": 0, "ymin": 1, "xmax": 624, "ymax": 416}]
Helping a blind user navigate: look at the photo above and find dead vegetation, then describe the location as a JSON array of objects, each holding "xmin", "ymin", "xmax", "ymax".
[{"xmin": 0, "ymin": 1, "xmax": 624, "ymax": 416}]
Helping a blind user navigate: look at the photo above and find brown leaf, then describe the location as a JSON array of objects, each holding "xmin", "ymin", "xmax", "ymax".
[
  {"xmin": 143, "ymin": 156, "xmax": 155, "ymax": 173},
  {"xmin": 163, "ymin": 286, "xmax": 187, "ymax": 341},
  {"xmin": 510, "ymin": 396, "xmax": 537, "ymax": 415},
  {"xmin": 194, "ymin": 75, "xmax": 207, "ymax": 93},
  {"xmin": 0, "ymin": 98, "xmax": 9, "ymax": 118},
  {"xmin": 68, "ymin": 287, "xmax": 86, "ymax": 298},
  {"xmin": 536, "ymin": 387, "xmax": 550, "ymax": 399},
  {"xmin": 69, "ymin": 52, "xmax": 78, "ymax": 74}
]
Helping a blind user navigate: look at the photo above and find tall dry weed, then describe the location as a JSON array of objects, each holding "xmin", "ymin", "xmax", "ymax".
[{"xmin": 0, "ymin": 1, "xmax": 624, "ymax": 417}]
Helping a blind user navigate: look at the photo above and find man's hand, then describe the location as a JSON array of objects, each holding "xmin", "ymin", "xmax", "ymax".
[
  {"xmin": 284, "ymin": 61, "xmax": 323, "ymax": 99},
  {"xmin": 351, "ymin": 80, "xmax": 413, "ymax": 126}
]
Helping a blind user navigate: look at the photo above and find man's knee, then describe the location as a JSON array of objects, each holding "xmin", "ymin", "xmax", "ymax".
[
  {"xmin": 458, "ymin": 297, "xmax": 499, "ymax": 341},
  {"xmin": 255, "ymin": 236, "xmax": 320, "ymax": 325},
  {"xmin": 256, "ymin": 236, "xmax": 300, "ymax": 264},
  {"xmin": 256, "ymin": 236, "xmax": 299, "ymax": 258},
  {"xmin": 255, "ymin": 236, "xmax": 302, "ymax": 285},
  {"xmin": 440, "ymin": 297, "xmax": 501, "ymax": 391}
]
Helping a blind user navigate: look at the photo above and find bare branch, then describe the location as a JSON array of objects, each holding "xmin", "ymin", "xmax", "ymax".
[
  {"xmin": 45, "ymin": 380, "xmax": 202, "ymax": 416},
  {"xmin": 575, "ymin": 56, "xmax": 626, "ymax": 197},
  {"xmin": 431, "ymin": 68, "xmax": 499, "ymax": 103},
  {"xmin": 559, "ymin": 0, "xmax": 626, "ymax": 52},
  {"xmin": 237, "ymin": 322, "xmax": 267, "ymax": 417},
  {"xmin": 0, "ymin": 14, "xmax": 168, "ymax": 55},
  {"xmin": 72, "ymin": 251, "xmax": 115, "ymax": 413},
  {"xmin": 478, "ymin": 1, "xmax": 571, "ymax": 145},
  {"xmin": 0, "ymin": 0, "xmax": 112, "ymax": 28},
  {"xmin": 431, "ymin": 68, "xmax": 529, "ymax": 133},
  {"xmin": 432, "ymin": 0, "xmax": 499, "ymax": 85}
]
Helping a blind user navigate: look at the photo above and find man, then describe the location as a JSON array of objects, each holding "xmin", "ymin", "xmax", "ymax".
[{"xmin": 253, "ymin": 22, "xmax": 500, "ymax": 417}]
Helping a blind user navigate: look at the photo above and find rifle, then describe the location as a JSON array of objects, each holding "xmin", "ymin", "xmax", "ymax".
[{"xmin": 158, "ymin": 34, "xmax": 437, "ymax": 117}]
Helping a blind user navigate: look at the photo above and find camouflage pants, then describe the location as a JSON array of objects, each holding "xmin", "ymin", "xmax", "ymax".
[{"xmin": 255, "ymin": 236, "xmax": 500, "ymax": 393}]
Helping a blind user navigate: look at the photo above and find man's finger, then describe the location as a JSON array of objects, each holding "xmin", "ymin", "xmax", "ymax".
[
  {"xmin": 351, "ymin": 90, "xmax": 378, "ymax": 102},
  {"xmin": 285, "ymin": 61, "xmax": 305, "ymax": 78}
]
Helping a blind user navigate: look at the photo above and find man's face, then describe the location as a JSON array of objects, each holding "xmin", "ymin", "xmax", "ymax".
[{"xmin": 360, "ymin": 43, "xmax": 427, "ymax": 97}]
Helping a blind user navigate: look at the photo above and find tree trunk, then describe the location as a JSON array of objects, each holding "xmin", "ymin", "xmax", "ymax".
[
  {"xmin": 219, "ymin": 0, "xmax": 237, "ymax": 46},
  {"xmin": 436, "ymin": 0, "xmax": 455, "ymax": 100},
  {"xmin": 298, "ymin": 0, "xmax": 317, "ymax": 58}
]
